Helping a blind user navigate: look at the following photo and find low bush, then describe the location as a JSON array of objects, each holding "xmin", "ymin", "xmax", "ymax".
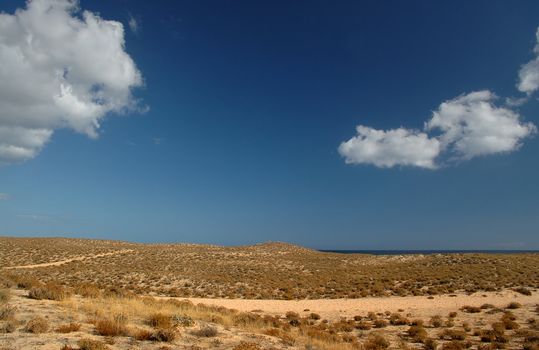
[
  {"xmin": 74, "ymin": 283, "xmax": 101, "ymax": 298},
  {"xmin": 373, "ymin": 319, "xmax": 387, "ymax": 328},
  {"xmin": 232, "ymin": 342, "xmax": 262, "ymax": 350},
  {"xmin": 364, "ymin": 334, "xmax": 390, "ymax": 350},
  {"xmin": 78, "ymin": 338, "xmax": 108, "ymax": 350},
  {"xmin": 430, "ymin": 315, "xmax": 443, "ymax": 327},
  {"xmin": 0, "ymin": 289, "xmax": 9, "ymax": 303},
  {"xmin": 149, "ymin": 328, "xmax": 176, "ymax": 342},
  {"xmin": 0, "ymin": 318, "xmax": 17, "ymax": 333},
  {"xmin": 24, "ymin": 316, "xmax": 49, "ymax": 333},
  {"xmin": 28, "ymin": 283, "xmax": 70, "ymax": 301},
  {"xmin": 55, "ymin": 322, "xmax": 81, "ymax": 333},
  {"xmin": 132, "ymin": 328, "xmax": 152, "ymax": 341},
  {"xmin": 423, "ymin": 338, "xmax": 437, "ymax": 350},
  {"xmin": 172, "ymin": 314, "xmax": 194, "ymax": 327},
  {"xmin": 408, "ymin": 325, "xmax": 428, "ymax": 343},
  {"xmin": 95, "ymin": 318, "xmax": 127, "ymax": 336},
  {"xmin": 0, "ymin": 305, "xmax": 16, "ymax": 320},
  {"xmin": 441, "ymin": 341, "xmax": 465, "ymax": 350},
  {"xmin": 285, "ymin": 311, "xmax": 299, "ymax": 319},
  {"xmin": 192, "ymin": 325, "xmax": 218, "ymax": 337},
  {"xmin": 309, "ymin": 313, "xmax": 320, "ymax": 320},
  {"xmin": 16, "ymin": 276, "xmax": 40, "ymax": 289},
  {"xmin": 389, "ymin": 313, "xmax": 408, "ymax": 325},
  {"xmin": 440, "ymin": 329, "xmax": 467, "ymax": 341},
  {"xmin": 507, "ymin": 302, "xmax": 521, "ymax": 309},
  {"xmin": 147, "ymin": 313, "xmax": 172, "ymax": 328},
  {"xmin": 356, "ymin": 320, "xmax": 372, "ymax": 330},
  {"xmin": 514, "ymin": 287, "xmax": 532, "ymax": 296},
  {"xmin": 410, "ymin": 319, "xmax": 424, "ymax": 326},
  {"xmin": 461, "ymin": 305, "xmax": 481, "ymax": 313}
]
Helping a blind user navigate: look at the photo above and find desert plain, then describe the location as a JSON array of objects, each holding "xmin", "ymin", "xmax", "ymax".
[{"xmin": 0, "ymin": 237, "xmax": 538, "ymax": 350}]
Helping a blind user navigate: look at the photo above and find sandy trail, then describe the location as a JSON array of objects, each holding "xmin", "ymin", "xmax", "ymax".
[
  {"xmin": 184, "ymin": 290, "xmax": 538, "ymax": 320},
  {"xmin": 2, "ymin": 249, "xmax": 134, "ymax": 269}
]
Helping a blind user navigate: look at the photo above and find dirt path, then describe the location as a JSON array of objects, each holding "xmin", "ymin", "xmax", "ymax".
[
  {"xmin": 2, "ymin": 249, "xmax": 134, "ymax": 270},
  {"xmin": 184, "ymin": 290, "xmax": 538, "ymax": 320}
]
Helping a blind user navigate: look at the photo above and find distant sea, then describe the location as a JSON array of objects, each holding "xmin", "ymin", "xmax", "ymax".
[{"xmin": 319, "ymin": 249, "xmax": 539, "ymax": 255}]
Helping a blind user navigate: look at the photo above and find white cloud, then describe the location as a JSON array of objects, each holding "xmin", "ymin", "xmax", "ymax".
[
  {"xmin": 426, "ymin": 91, "xmax": 536, "ymax": 160},
  {"xmin": 0, "ymin": 193, "xmax": 9, "ymax": 200},
  {"xmin": 128, "ymin": 13, "xmax": 139, "ymax": 34},
  {"xmin": 338, "ymin": 126, "xmax": 441, "ymax": 169},
  {"xmin": 339, "ymin": 91, "xmax": 536, "ymax": 169},
  {"xmin": 518, "ymin": 28, "xmax": 539, "ymax": 94},
  {"xmin": 342, "ymin": 25, "xmax": 539, "ymax": 170},
  {"xmin": 0, "ymin": 0, "xmax": 143, "ymax": 165}
]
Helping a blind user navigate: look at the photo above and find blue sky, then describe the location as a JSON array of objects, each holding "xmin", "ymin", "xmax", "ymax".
[{"xmin": 0, "ymin": 0, "xmax": 538, "ymax": 249}]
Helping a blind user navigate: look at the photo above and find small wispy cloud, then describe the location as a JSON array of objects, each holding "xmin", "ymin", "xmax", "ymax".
[
  {"xmin": 518, "ymin": 27, "xmax": 539, "ymax": 94},
  {"xmin": 17, "ymin": 214, "xmax": 64, "ymax": 223},
  {"xmin": 128, "ymin": 13, "xmax": 139, "ymax": 34},
  {"xmin": 0, "ymin": 193, "xmax": 9, "ymax": 200},
  {"xmin": 153, "ymin": 137, "xmax": 163, "ymax": 145}
]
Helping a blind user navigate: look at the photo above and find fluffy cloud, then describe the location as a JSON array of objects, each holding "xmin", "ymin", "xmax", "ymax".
[
  {"xmin": 518, "ymin": 28, "xmax": 539, "ymax": 94},
  {"xmin": 0, "ymin": 0, "xmax": 143, "ymax": 165},
  {"xmin": 426, "ymin": 91, "xmax": 536, "ymax": 160},
  {"xmin": 342, "ymin": 25, "xmax": 539, "ymax": 170},
  {"xmin": 338, "ymin": 126, "xmax": 441, "ymax": 169},
  {"xmin": 339, "ymin": 91, "xmax": 536, "ymax": 169}
]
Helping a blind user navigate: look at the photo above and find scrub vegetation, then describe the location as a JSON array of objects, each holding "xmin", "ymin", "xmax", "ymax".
[{"xmin": 0, "ymin": 237, "xmax": 538, "ymax": 349}]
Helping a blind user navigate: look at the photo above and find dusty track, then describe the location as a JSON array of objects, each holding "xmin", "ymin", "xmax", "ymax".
[{"xmin": 1, "ymin": 249, "xmax": 134, "ymax": 269}]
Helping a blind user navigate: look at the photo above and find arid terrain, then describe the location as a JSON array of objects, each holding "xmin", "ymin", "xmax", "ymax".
[{"xmin": 1, "ymin": 237, "xmax": 538, "ymax": 350}]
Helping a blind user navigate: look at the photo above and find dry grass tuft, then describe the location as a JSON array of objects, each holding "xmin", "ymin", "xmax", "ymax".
[
  {"xmin": 131, "ymin": 328, "xmax": 153, "ymax": 341},
  {"xmin": 147, "ymin": 312, "xmax": 172, "ymax": 328},
  {"xmin": 24, "ymin": 316, "xmax": 49, "ymax": 333},
  {"xmin": 28, "ymin": 283, "xmax": 70, "ymax": 301},
  {"xmin": 363, "ymin": 333, "xmax": 390, "ymax": 350},
  {"xmin": 192, "ymin": 324, "xmax": 218, "ymax": 337},
  {"xmin": 439, "ymin": 329, "xmax": 466, "ymax": 341},
  {"xmin": 514, "ymin": 287, "xmax": 532, "ymax": 296},
  {"xmin": 423, "ymin": 338, "xmax": 438, "ymax": 350},
  {"xmin": 408, "ymin": 325, "xmax": 427, "ymax": 343},
  {"xmin": 441, "ymin": 340, "xmax": 466, "ymax": 350},
  {"xmin": 461, "ymin": 305, "xmax": 481, "ymax": 313},
  {"xmin": 0, "ymin": 289, "xmax": 9, "ymax": 304},
  {"xmin": 507, "ymin": 302, "xmax": 521, "ymax": 309},
  {"xmin": 55, "ymin": 322, "xmax": 81, "ymax": 333},
  {"xmin": 94, "ymin": 318, "xmax": 127, "ymax": 336},
  {"xmin": 149, "ymin": 328, "xmax": 177, "ymax": 342},
  {"xmin": 232, "ymin": 342, "xmax": 262, "ymax": 350},
  {"xmin": 78, "ymin": 338, "xmax": 108, "ymax": 350},
  {"xmin": 0, "ymin": 305, "xmax": 16, "ymax": 320},
  {"xmin": 430, "ymin": 315, "xmax": 443, "ymax": 327},
  {"xmin": 0, "ymin": 318, "xmax": 17, "ymax": 333},
  {"xmin": 74, "ymin": 283, "xmax": 101, "ymax": 298}
]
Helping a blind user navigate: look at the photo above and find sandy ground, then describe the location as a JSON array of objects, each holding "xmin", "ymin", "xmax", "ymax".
[
  {"xmin": 184, "ymin": 290, "xmax": 539, "ymax": 320},
  {"xmin": 2, "ymin": 249, "xmax": 134, "ymax": 270},
  {"xmin": 0, "ymin": 289, "xmax": 291, "ymax": 350}
]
